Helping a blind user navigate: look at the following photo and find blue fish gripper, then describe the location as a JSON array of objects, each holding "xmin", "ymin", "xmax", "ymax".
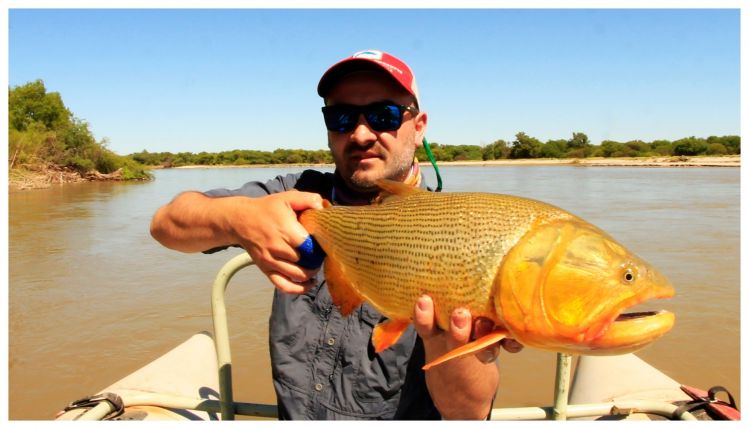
[{"xmin": 296, "ymin": 235, "xmax": 326, "ymax": 269}]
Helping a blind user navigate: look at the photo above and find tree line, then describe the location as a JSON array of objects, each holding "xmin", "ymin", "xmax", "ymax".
[
  {"xmin": 8, "ymin": 80, "xmax": 151, "ymax": 180},
  {"xmin": 9, "ymin": 80, "xmax": 740, "ymax": 173},
  {"xmin": 418, "ymin": 132, "xmax": 739, "ymax": 162},
  {"xmin": 131, "ymin": 132, "xmax": 739, "ymax": 168},
  {"xmin": 129, "ymin": 148, "xmax": 334, "ymax": 167}
]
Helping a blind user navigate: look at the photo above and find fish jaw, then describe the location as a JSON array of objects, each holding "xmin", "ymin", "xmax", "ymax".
[
  {"xmin": 496, "ymin": 218, "xmax": 676, "ymax": 354},
  {"xmin": 584, "ymin": 310, "xmax": 675, "ymax": 355}
]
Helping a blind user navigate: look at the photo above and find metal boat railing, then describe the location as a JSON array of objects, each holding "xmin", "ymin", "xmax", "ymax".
[{"xmin": 76, "ymin": 252, "xmax": 697, "ymax": 421}]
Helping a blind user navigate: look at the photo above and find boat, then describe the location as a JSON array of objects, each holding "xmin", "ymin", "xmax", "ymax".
[{"xmin": 55, "ymin": 253, "xmax": 739, "ymax": 421}]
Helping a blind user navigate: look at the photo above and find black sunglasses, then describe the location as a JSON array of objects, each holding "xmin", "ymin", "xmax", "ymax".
[{"xmin": 321, "ymin": 101, "xmax": 419, "ymax": 133}]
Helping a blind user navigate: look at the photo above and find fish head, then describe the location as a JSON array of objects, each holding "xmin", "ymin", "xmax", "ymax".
[{"xmin": 496, "ymin": 218, "xmax": 675, "ymax": 355}]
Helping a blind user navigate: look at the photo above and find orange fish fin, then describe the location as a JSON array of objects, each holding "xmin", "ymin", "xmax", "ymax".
[
  {"xmin": 372, "ymin": 319, "xmax": 411, "ymax": 353},
  {"xmin": 297, "ymin": 199, "xmax": 331, "ymax": 233},
  {"xmin": 373, "ymin": 179, "xmax": 425, "ymax": 204},
  {"xmin": 324, "ymin": 255, "xmax": 363, "ymax": 317},
  {"xmin": 422, "ymin": 329, "xmax": 510, "ymax": 370}
]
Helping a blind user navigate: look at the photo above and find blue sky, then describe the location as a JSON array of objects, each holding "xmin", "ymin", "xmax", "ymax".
[{"xmin": 8, "ymin": 8, "xmax": 741, "ymax": 156}]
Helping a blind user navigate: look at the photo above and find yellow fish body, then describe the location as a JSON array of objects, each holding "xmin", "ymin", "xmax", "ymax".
[{"xmin": 299, "ymin": 180, "xmax": 675, "ymax": 369}]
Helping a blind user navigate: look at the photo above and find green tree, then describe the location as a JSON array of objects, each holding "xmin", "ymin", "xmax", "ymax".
[
  {"xmin": 625, "ymin": 140, "xmax": 650, "ymax": 155},
  {"xmin": 8, "ymin": 79, "xmax": 70, "ymax": 132},
  {"xmin": 481, "ymin": 145, "xmax": 495, "ymax": 160},
  {"xmin": 650, "ymin": 140, "xmax": 673, "ymax": 156},
  {"xmin": 708, "ymin": 135, "xmax": 740, "ymax": 154},
  {"xmin": 9, "ymin": 80, "xmax": 150, "ymax": 179},
  {"xmin": 510, "ymin": 132, "xmax": 543, "ymax": 159},
  {"xmin": 673, "ymin": 137, "xmax": 708, "ymax": 156},
  {"xmin": 540, "ymin": 139, "xmax": 568, "ymax": 158},
  {"xmin": 485, "ymin": 139, "xmax": 510, "ymax": 159},
  {"xmin": 566, "ymin": 132, "xmax": 592, "ymax": 158},
  {"xmin": 706, "ymin": 143, "xmax": 728, "ymax": 155}
]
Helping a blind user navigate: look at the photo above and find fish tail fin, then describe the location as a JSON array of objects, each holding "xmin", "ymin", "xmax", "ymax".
[
  {"xmin": 372, "ymin": 319, "xmax": 411, "ymax": 352},
  {"xmin": 422, "ymin": 329, "xmax": 510, "ymax": 370}
]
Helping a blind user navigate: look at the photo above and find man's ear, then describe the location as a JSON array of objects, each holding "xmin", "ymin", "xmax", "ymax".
[{"xmin": 414, "ymin": 112, "xmax": 428, "ymax": 148}]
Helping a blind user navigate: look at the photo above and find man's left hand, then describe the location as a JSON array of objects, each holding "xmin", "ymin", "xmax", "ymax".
[{"xmin": 413, "ymin": 295, "xmax": 523, "ymax": 365}]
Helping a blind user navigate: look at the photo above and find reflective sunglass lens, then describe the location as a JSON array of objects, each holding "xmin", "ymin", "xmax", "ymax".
[
  {"xmin": 323, "ymin": 106, "xmax": 357, "ymax": 132},
  {"xmin": 366, "ymin": 104, "xmax": 402, "ymax": 131}
]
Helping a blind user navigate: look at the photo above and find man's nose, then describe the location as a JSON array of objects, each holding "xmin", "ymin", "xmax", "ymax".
[{"xmin": 349, "ymin": 114, "xmax": 377, "ymax": 145}]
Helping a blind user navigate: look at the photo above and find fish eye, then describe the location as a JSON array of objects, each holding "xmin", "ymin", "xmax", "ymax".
[{"xmin": 622, "ymin": 268, "xmax": 636, "ymax": 284}]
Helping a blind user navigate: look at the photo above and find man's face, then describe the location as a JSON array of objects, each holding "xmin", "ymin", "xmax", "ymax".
[{"xmin": 325, "ymin": 71, "xmax": 427, "ymax": 193}]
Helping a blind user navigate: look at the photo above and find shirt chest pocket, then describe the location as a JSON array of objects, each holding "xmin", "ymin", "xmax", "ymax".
[{"xmin": 342, "ymin": 305, "xmax": 416, "ymax": 404}]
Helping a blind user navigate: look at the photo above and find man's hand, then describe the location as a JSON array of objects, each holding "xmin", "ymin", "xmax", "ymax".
[
  {"xmin": 413, "ymin": 295, "xmax": 523, "ymax": 366},
  {"xmin": 229, "ymin": 191, "xmax": 324, "ymax": 294},
  {"xmin": 412, "ymin": 295, "xmax": 523, "ymax": 419},
  {"xmin": 150, "ymin": 190, "xmax": 324, "ymax": 294}
]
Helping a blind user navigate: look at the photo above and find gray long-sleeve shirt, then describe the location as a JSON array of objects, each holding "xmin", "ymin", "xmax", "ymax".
[{"xmin": 205, "ymin": 170, "xmax": 440, "ymax": 420}]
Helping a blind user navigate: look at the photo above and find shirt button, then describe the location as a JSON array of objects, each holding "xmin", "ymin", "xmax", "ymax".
[
  {"xmin": 327, "ymin": 338, "xmax": 336, "ymax": 346},
  {"xmin": 314, "ymin": 383, "xmax": 323, "ymax": 392}
]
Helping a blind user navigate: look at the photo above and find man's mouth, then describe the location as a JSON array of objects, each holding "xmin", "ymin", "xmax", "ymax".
[{"xmin": 350, "ymin": 151, "xmax": 381, "ymax": 162}]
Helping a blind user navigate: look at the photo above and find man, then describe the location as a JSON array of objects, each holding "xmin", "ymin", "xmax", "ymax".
[{"xmin": 150, "ymin": 50, "xmax": 521, "ymax": 420}]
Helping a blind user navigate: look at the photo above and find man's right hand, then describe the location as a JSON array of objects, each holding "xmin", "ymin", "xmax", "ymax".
[
  {"xmin": 229, "ymin": 191, "xmax": 324, "ymax": 293},
  {"xmin": 150, "ymin": 190, "xmax": 324, "ymax": 294}
]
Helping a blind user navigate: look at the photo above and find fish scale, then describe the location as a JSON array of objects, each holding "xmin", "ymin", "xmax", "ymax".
[{"xmin": 302, "ymin": 189, "xmax": 571, "ymax": 329}]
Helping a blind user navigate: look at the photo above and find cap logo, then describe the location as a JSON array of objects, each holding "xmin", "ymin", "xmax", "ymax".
[
  {"xmin": 352, "ymin": 50, "xmax": 384, "ymax": 60},
  {"xmin": 352, "ymin": 49, "xmax": 404, "ymax": 76}
]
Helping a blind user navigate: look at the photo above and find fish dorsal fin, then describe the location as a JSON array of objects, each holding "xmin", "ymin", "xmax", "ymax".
[
  {"xmin": 422, "ymin": 328, "xmax": 511, "ymax": 370},
  {"xmin": 324, "ymin": 253, "xmax": 364, "ymax": 316},
  {"xmin": 373, "ymin": 179, "xmax": 425, "ymax": 204}
]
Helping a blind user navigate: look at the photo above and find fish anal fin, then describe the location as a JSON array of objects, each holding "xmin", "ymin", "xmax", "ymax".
[
  {"xmin": 422, "ymin": 329, "xmax": 510, "ymax": 370},
  {"xmin": 373, "ymin": 179, "xmax": 425, "ymax": 204},
  {"xmin": 372, "ymin": 319, "xmax": 411, "ymax": 353},
  {"xmin": 324, "ymin": 254, "xmax": 363, "ymax": 317}
]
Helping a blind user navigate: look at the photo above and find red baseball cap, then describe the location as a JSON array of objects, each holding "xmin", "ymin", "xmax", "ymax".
[{"xmin": 317, "ymin": 49, "xmax": 420, "ymax": 107}]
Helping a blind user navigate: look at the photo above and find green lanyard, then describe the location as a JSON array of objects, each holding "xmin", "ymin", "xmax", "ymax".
[{"xmin": 422, "ymin": 137, "xmax": 443, "ymax": 192}]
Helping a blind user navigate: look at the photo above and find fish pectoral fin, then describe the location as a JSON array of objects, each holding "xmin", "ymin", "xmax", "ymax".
[
  {"xmin": 422, "ymin": 329, "xmax": 510, "ymax": 370},
  {"xmin": 324, "ymin": 254, "xmax": 363, "ymax": 317},
  {"xmin": 372, "ymin": 319, "xmax": 411, "ymax": 353}
]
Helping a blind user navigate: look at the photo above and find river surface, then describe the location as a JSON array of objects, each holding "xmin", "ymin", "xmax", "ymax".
[{"xmin": 8, "ymin": 165, "xmax": 740, "ymax": 419}]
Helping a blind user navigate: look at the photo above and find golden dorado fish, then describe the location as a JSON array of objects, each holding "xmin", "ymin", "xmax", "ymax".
[{"xmin": 299, "ymin": 180, "xmax": 675, "ymax": 369}]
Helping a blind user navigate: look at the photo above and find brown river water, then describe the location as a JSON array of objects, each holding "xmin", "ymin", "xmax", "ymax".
[{"xmin": 8, "ymin": 165, "xmax": 740, "ymax": 419}]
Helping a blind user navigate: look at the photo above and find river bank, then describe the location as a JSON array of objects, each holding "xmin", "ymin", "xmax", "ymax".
[
  {"xmin": 9, "ymin": 155, "xmax": 739, "ymax": 191},
  {"xmin": 170, "ymin": 155, "xmax": 740, "ymax": 169},
  {"xmin": 8, "ymin": 163, "xmax": 151, "ymax": 191}
]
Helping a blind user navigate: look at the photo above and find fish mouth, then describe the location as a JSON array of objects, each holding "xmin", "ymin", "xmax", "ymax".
[
  {"xmin": 587, "ymin": 309, "xmax": 675, "ymax": 354},
  {"xmin": 615, "ymin": 310, "xmax": 664, "ymax": 321}
]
